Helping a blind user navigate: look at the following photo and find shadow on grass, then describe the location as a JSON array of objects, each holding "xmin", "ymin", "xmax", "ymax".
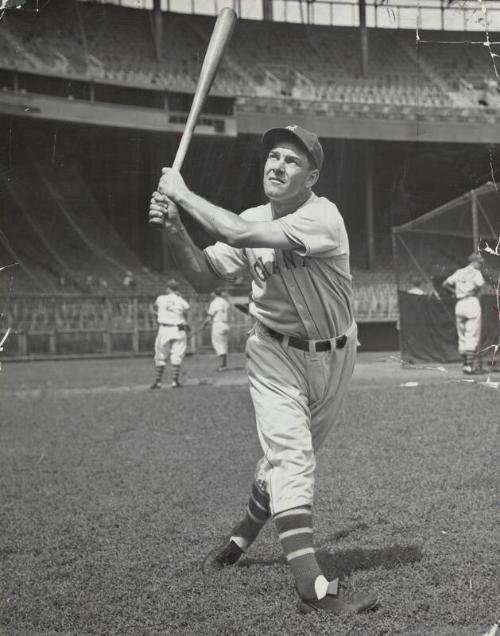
[
  {"xmin": 240, "ymin": 544, "xmax": 423, "ymax": 579},
  {"xmin": 320, "ymin": 520, "xmax": 371, "ymax": 542},
  {"xmin": 317, "ymin": 544, "xmax": 423, "ymax": 579}
]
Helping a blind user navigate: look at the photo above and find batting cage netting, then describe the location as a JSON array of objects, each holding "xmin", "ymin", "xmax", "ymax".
[{"xmin": 393, "ymin": 182, "xmax": 500, "ymax": 364}]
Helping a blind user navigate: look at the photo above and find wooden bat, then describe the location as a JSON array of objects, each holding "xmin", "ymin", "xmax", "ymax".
[{"xmin": 150, "ymin": 7, "xmax": 237, "ymax": 225}]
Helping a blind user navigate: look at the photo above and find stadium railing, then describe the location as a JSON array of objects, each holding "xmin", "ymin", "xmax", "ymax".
[
  {"xmin": 0, "ymin": 283, "xmax": 399, "ymax": 359},
  {"xmin": 0, "ymin": 294, "xmax": 252, "ymax": 359}
]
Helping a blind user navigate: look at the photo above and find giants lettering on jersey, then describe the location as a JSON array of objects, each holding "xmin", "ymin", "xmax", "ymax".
[
  {"xmin": 204, "ymin": 196, "xmax": 354, "ymax": 339},
  {"xmin": 252, "ymin": 250, "xmax": 307, "ymax": 281}
]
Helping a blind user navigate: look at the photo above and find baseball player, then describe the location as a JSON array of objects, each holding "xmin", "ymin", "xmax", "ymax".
[
  {"xmin": 204, "ymin": 288, "xmax": 230, "ymax": 371},
  {"xmin": 149, "ymin": 125, "xmax": 378, "ymax": 614},
  {"xmin": 150, "ymin": 279, "xmax": 190, "ymax": 389},
  {"xmin": 443, "ymin": 253, "xmax": 485, "ymax": 374}
]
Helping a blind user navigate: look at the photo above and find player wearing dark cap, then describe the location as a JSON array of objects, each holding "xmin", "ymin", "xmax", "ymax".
[{"xmin": 149, "ymin": 125, "xmax": 378, "ymax": 614}]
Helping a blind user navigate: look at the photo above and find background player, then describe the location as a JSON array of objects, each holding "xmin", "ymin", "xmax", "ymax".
[
  {"xmin": 407, "ymin": 277, "xmax": 425, "ymax": 295},
  {"xmin": 149, "ymin": 124, "xmax": 378, "ymax": 614},
  {"xmin": 443, "ymin": 253, "xmax": 485, "ymax": 374},
  {"xmin": 150, "ymin": 279, "xmax": 190, "ymax": 389},
  {"xmin": 203, "ymin": 288, "xmax": 230, "ymax": 371}
]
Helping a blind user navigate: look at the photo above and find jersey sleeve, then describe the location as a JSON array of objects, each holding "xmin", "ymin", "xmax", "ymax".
[
  {"xmin": 443, "ymin": 271, "xmax": 457, "ymax": 286},
  {"xmin": 475, "ymin": 270, "xmax": 485, "ymax": 288},
  {"xmin": 204, "ymin": 242, "xmax": 248, "ymax": 280},
  {"xmin": 207, "ymin": 299, "xmax": 216, "ymax": 317},
  {"xmin": 274, "ymin": 199, "xmax": 348, "ymax": 257}
]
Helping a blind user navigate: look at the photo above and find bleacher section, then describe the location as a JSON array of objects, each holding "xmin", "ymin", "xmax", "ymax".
[
  {"xmin": 2, "ymin": 3, "xmax": 495, "ymax": 321},
  {"xmin": 0, "ymin": 165, "xmax": 168, "ymax": 296},
  {"xmin": 1, "ymin": 1, "xmax": 498, "ymax": 112},
  {"xmin": 0, "ymin": 159, "xmax": 399, "ymax": 319}
]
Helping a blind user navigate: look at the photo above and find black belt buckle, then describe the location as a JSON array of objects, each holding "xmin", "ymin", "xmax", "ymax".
[
  {"xmin": 307, "ymin": 335, "xmax": 347, "ymax": 352},
  {"xmin": 178, "ymin": 324, "xmax": 185, "ymax": 331},
  {"xmin": 312, "ymin": 337, "xmax": 346, "ymax": 352}
]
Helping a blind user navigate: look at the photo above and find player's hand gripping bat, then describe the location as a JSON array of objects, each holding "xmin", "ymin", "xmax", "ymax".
[{"xmin": 150, "ymin": 7, "xmax": 237, "ymax": 226}]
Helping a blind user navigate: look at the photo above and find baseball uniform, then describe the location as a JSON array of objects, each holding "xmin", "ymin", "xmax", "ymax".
[
  {"xmin": 207, "ymin": 295, "xmax": 230, "ymax": 356},
  {"xmin": 151, "ymin": 290, "xmax": 190, "ymax": 389},
  {"xmin": 205, "ymin": 193, "xmax": 356, "ymax": 514},
  {"xmin": 444, "ymin": 264, "xmax": 484, "ymax": 355},
  {"xmin": 153, "ymin": 124, "xmax": 377, "ymax": 613}
]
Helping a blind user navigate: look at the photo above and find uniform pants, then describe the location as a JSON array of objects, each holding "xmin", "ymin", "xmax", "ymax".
[
  {"xmin": 246, "ymin": 321, "xmax": 357, "ymax": 515},
  {"xmin": 211, "ymin": 322, "xmax": 229, "ymax": 356},
  {"xmin": 455, "ymin": 297, "xmax": 482, "ymax": 355},
  {"xmin": 154, "ymin": 326, "xmax": 187, "ymax": 366}
]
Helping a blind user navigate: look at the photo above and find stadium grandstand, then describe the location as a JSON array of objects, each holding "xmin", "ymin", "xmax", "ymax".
[{"xmin": 0, "ymin": 0, "xmax": 499, "ymax": 357}]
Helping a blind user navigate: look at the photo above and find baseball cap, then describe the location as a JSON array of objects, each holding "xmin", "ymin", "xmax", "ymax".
[
  {"xmin": 262, "ymin": 125, "xmax": 324, "ymax": 170},
  {"xmin": 166, "ymin": 278, "xmax": 180, "ymax": 291},
  {"xmin": 468, "ymin": 253, "xmax": 484, "ymax": 264}
]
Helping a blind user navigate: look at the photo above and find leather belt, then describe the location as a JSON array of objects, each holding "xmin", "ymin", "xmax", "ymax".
[
  {"xmin": 159, "ymin": 323, "xmax": 185, "ymax": 330},
  {"xmin": 267, "ymin": 328, "xmax": 347, "ymax": 352}
]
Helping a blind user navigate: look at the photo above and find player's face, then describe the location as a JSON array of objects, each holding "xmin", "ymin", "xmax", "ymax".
[{"xmin": 263, "ymin": 141, "xmax": 318, "ymax": 203}]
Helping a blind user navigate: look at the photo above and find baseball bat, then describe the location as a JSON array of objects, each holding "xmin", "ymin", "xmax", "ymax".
[{"xmin": 150, "ymin": 7, "xmax": 237, "ymax": 225}]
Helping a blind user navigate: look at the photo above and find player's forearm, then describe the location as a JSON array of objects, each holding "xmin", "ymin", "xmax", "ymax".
[
  {"xmin": 166, "ymin": 223, "xmax": 219, "ymax": 293},
  {"xmin": 176, "ymin": 189, "xmax": 247, "ymax": 246}
]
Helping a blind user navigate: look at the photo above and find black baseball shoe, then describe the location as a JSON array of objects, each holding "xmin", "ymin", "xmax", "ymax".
[
  {"xmin": 171, "ymin": 379, "xmax": 181, "ymax": 389},
  {"xmin": 298, "ymin": 582, "xmax": 379, "ymax": 614},
  {"xmin": 150, "ymin": 381, "xmax": 162, "ymax": 390},
  {"xmin": 201, "ymin": 538, "xmax": 244, "ymax": 574}
]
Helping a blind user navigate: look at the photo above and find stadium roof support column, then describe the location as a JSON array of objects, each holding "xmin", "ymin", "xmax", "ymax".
[
  {"xmin": 262, "ymin": 0, "xmax": 273, "ymax": 21},
  {"xmin": 359, "ymin": 0, "xmax": 369, "ymax": 77},
  {"xmin": 365, "ymin": 142, "xmax": 375, "ymax": 268},
  {"xmin": 153, "ymin": 0, "xmax": 162, "ymax": 61},
  {"xmin": 74, "ymin": 0, "xmax": 90, "ymax": 73},
  {"xmin": 471, "ymin": 191, "xmax": 479, "ymax": 250}
]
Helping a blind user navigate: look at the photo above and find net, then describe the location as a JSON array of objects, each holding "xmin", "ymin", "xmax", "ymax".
[{"xmin": 393, "ymin": 182, "xmax": 500, "ymax": 363}]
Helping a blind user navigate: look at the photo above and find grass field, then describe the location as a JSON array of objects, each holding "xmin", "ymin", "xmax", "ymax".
[{"xmin": 1, "ymin": 354, "xmax": 499, "ymax": 636}]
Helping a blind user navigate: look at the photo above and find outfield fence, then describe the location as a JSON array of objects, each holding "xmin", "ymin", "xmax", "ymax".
[
  {"xmin": 0, "ymin": 295, "xmax": 253, "ymax": 359},
  {"xmin": 0, "ymin": 290, "xmax": 397, "ymax": 359}
]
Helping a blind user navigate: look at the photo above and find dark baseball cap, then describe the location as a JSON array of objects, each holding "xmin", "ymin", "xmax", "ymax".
[
  {"xmin": 166, "ymin": 278, "xmax": 180, "ymax": 291},
  {"xmin": 262, "ymin": 125, "xmax": 324, "ymax": 170},
  {"xmin": 468, "ymin": 253, "xmax": 484, "ymax": 264}
]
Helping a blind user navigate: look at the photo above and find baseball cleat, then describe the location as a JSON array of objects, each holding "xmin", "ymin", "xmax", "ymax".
[
  {"xmin": 462, "ymin": 365, "xmax": 474, "ymax": 375},
  {"xmin": 171, "ymin": 379, "xmax": 181, "ymax": 388},
  {"xmin": 201, "ymin": 538, "xmax": 244, "ymax": 574},
  {"xmin": 298, "ymin": 584, "xmax": 379, "ymax": 615},
  {"xmin": 150, "ymin": 381, "xmax": 162, "ymax": 390}
]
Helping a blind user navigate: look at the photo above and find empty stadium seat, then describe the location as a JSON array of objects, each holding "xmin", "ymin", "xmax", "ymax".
[{"xmin": 0, "ymin": 1, "xmax": 478, "ymax": 112}]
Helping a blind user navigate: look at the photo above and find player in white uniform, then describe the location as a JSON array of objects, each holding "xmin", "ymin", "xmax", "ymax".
[
  {"xmin": 443, "ymin": 253, "xmax": 485, "ymax": 374},
  {"xmin": 206, "ymin": 289, "xmax": 230, "ymax": 371},
  {"xmin": 150, "ymin": 279, "xmax": 190, "ymax": 389},
  {"xmin": 149, "ymin": 125, "xmax": 378, "ymax": 614}
]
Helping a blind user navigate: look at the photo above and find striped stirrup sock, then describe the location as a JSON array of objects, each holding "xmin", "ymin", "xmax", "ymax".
[
  {"xmin": 275, "ymin": 506, "xmax": 323, "ymax": 600},
  {"xmin": 171, "ymin": 364, "xmax": 181, "ymax": 383},
  {"xmin": 230, "ymin": 481, "xmax": 270, "ymax": 550},
  {"xmin": 154, "ymin": 366, "xmax": 164, "ymax": 383},
  {"xmin": 465, "ymin": 352, "xmax": 475, "ymax": 367}
]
